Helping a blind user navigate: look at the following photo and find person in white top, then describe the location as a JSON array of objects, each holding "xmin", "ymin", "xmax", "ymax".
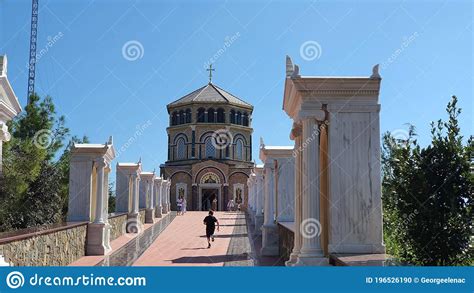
[
  {"xmin": 182, "ymin": 197, "xmax": 187, "ymax": 214},
  {"xmin": 227, "ymin": 199, "xmax": 235, "ymax": 211}
]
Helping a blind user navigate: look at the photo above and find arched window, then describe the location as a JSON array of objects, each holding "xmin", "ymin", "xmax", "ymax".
[
  {"xmin": 205, "ymin": 136, "xmax": 216, "ymax": 158},
  {"xmin": 176, "ymin": 137, "xmax": 186, "ymax": 160},
  {"xmin": 230, "ymin": 110, "xmax": 236, "ymax": 124},
  {"xmin": 236, "ymin": 111, "xmax": 242, "ymax": 125},
  {"xmin": 235, "ymin": 139, "xmax": 243, "ymax": 160},
  {"xmin": 208, "ymin": 108, "xmax": 215, "ymax": 123},
  {"xmin": 217, "ymin": 108, "xmax": 225, "ymax": 123},
  {"xmin": 185, "ymin": 109, "xmax": 191, "ymax": 123},
  {"xmin": 179, "ymin": 110, "xmax": 185, "ymax": 125},
  {"xmin": 197, "ymin": 108, "xmax": 205, "ymax": 122},
  {"xmin": 243, "ymin": 112, "xmax": 249, "ymax": 126},
  {"xmin": 171, "ymin": 112, "xmax": 178, "ymax": 126}
]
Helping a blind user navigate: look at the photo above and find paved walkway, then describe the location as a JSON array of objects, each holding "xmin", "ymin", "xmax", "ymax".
[{"xmin": 134, "ymin": 211, "xmax": 253, "ymax": 266}]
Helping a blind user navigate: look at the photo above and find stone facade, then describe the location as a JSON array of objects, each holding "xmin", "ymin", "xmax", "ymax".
[
  {"xmin": 161, "ymin": 82, "xmax": 254, "ymax": 211},
  {"xmin": 108, "ymin": 213, "xmax": 128, "ymax": 241},
  {"xmin": 0, "ymin": 223, "xmax": 87, "ymax": 266},
  {"xmin": 0, "ymin": 55, "xmax": 22, "ymax": 177},
  {"xmin": 283, "ymin": 56, "xmax": 385, "ymax": 266}
]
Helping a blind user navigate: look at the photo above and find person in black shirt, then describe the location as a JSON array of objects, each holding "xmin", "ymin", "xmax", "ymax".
[{"xmin": 203, "ymin": 210, "xmax": 220, "ymax": 248}]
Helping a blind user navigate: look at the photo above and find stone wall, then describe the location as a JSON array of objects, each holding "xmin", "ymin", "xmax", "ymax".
[
  {"xmin": 108, "ymin": 213, "xmax": 128, "ymax": 241},
  {"xmin": 278, "ymin": 223, "xmax": 294, "ymax": 262},
  {"xmin": 0, "ymin": 222, "xmax": 88, "ymax": 266}
]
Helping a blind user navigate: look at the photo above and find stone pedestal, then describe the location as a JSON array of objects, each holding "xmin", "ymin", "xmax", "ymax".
[
  {"xmin": 261, "ymin": 224, "xmax": 278, "ymax": 256},
  {"xmin": 155, "ymin": 206, "xmax": 162, "ymax": 218},
  {"xmin": 87, "ymin": 223, "xmax": 111, "ymax": 255},
  {"xmin": 145, "ymin": 208, "xmax": 155, "ymax": 223},
  {"xmin": 162, "ymin": 205, "xmax": 169, "ymax": 214}
]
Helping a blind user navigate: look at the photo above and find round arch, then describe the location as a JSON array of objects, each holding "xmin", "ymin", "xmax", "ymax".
[{"xmin": 194, "ymin": 166, "xmax": 227, "ymax": 184}]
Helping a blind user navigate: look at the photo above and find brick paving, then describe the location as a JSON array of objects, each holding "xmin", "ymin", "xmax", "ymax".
[{"xmin": 133, "ymin": 211, "xmax": 252, "ymax": 266}]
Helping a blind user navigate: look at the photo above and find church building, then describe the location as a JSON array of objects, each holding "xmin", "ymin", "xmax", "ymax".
[{"xmin": 160, "ymin": 77, "xmax": 254, "ymax": 211}]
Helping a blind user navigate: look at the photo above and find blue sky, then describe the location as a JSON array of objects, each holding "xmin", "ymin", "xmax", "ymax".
[{"xmin": 1, "ymin": 0, "xmax": 472, "ymax": 174}]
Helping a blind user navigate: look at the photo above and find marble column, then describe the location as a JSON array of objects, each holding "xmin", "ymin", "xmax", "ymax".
[
  {"xmin": 254, "ymin": 168, "xmax": 264, "ymax": 235},
  {"xmin": 154, "ymin": 177, "xmax": 163, "ymax": 218},
  {"xmin": 162, "ymin": 180, "xmax": 169, "ymax": 214},
  {"xmin": 93, "ymin": 159, "xmax": 106, "ymax": 224},
  {"xmin": 167, "ymin": 181, "xmax": 172, "ymax": 212},
  {"xmin": 88, "ymin": 158, "xmax": 111, "ymax": 255},
  {"xmin": 140, "ymin": 172, "xmax": 155, "ymax": 224},
  {"xmin": 295, "ymin": 118, "xmax": 327, "ymax": 266},
  {"xmin": 67, "ymin": 138, "xmax": 115, "ymax": 256},
  {"xmin": 247, "ymin": 175, "xmax": 254, "ymax": 218},
  {"xmin": 261, "ymin": 162, "xmax": 278, "ymax": 256},
  {"xmin": 287, "ymin": 126, "xmax": 302, "ymax": 266}
]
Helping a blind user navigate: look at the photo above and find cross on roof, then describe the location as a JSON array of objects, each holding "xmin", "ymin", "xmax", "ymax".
[{"xmin": 206, "ymin": 64, "xmax": 215, "ymax": 83}]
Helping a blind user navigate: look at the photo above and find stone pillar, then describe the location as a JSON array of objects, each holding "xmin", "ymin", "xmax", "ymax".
[
  {"xmin": 260, "ymin": 161, "xmax": 278, "ymax": 256},
  {"xmin": 166, "ymin": 181, "xmax": 171, "ymax": 212},
  {"xmin": 0, "ymin": 55, "xmax": 22, "ymax": 178},
  {"xmin": 247, "ymin": 176, "xmax": 254, "ymax": 214},
  {"xmin": 294, "ymin": 118, "xmax": 327, "ymax": 266},
  {"xmin": 287, "ymin": 125, "xmax": 303, "ymax": 266},
  {"xmin": 87, "ymin": 158, "xmax": 112, "ymax": 255},
  {"xmin": 154, "ymin": 177, "xmax": 163, "ymax": 218},
  {"xmin": 254, "ymin": 166, "xmax": 264, "ymax": 235},
  {"xmin": 116, "ymin": 161, "xmax": 141, "ymax": 219},
  {"xmin": 67, "ymin": 138, "xmax": 115, "ymax": 256},
  {"xmin": 276, "ymin": 155, "xmax": 295, "ymax": 223},
  {"xmin": 283, "ymin": 57, "xmax": 387, "ymax": 264},
  {"xmin": 162, "ymin": 180, "xmax": 169, "ymax": 214},
  {"xmin": 140, "ymin": 172, "xmax": 155, "ymax": 224}
]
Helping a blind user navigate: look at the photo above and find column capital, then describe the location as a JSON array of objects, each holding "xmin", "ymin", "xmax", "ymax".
[{"xmin": 94, "ymin": 158, "xmax": 107, "ymax": 169}]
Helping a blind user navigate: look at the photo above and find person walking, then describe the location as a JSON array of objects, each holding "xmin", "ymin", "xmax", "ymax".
[
  {"xmin": 227, "ymin": 199, "xmax": 235, "ymax": 212},
  {"xmin": 177, "ymin": 197, "xmax": 183, "ymax": 216},
  {"xmin": 203, "ymin": 210, "xmax": 220, "ymax": 248},
  {"xmin": 182, "ymin": 197, "xmax": 187, "ymax": 214},
  {"xmin": 211, "ymin": 197, "xmax": 218, "ymax": 211}
]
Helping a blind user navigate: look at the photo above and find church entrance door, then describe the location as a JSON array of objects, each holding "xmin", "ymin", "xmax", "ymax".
[
  {"xmin": 201, "ymin": 189, "xmax": 218, "ymax": 211},
  {"xmin": 198, "ymin": 184, "xmax": 221, "ymax": 211}
]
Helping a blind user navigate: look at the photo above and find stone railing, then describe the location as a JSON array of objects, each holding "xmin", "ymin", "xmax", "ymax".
[
  {"xmin": 0, "ymin": 222, "xmax": 88, "ymax": 266},
  {"xmin": 278, "ymin": 222, "xmax": 294, "ymax": 263},
  {"xmin": 108, "ymin": 212, "xmax": 128, "ymax": 241}
]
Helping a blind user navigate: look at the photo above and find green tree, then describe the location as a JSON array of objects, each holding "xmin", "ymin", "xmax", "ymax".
[
  {"xmin": 382, "ymin": 96, "xmax": 473, "ymax": 265},
  {"xmin": 0, "ymin": 94, "xmax": 85, "ymax": 231}
]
